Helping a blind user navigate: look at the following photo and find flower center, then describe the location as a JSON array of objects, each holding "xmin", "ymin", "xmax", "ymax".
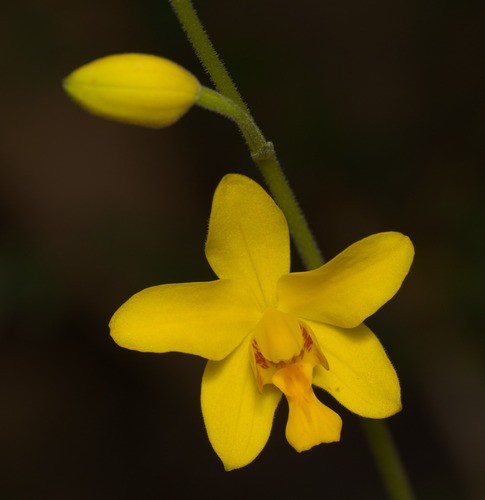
[
  {"xmin": 250, "ymin": 308, "xmax": 328, "ymax": 391},
  {"xmin": 249, "ymin": 308, "xmax": 342, "ymax": 451}
]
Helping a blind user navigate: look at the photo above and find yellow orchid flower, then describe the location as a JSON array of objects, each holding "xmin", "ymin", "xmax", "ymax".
[
  {"xmin": 63, "ymin": 53, "xmax": 200, "ymax": 128},
  {"xmin": 110, "ymin": 174, "xmax": 414, "ymax": 470}
]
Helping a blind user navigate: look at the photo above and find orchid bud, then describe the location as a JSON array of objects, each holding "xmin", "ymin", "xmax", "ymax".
[{"xmin": 63, "ymin": 53, "xmax": 200, "ymax": 128}]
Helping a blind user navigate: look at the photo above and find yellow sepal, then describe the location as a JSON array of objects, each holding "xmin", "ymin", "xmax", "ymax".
[
  {"xmin": 278, "ymin": 232, "xmax": 414, "ymax": 328},
  {"xmin": 311, "ymin": 322, "xmax": 402, "ymax": 418},
  {"xmin": 201, "ymin": 336, "xmax": 282, "ymax": 470},
  {"xmin": 206, "ymin": 174, "xmax": 290, "ymax": 310},
  {"xmin": 109, "ymin": 280, "xmax": 260, "ymax": 360}
]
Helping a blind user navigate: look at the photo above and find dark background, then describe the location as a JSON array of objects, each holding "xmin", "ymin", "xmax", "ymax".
[{"xmin": 1, "ymin": 1, "xmax": 484, "ymax": 498}]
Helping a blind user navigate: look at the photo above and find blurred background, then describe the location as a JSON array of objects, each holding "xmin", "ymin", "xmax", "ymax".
[{"xmin": 1, "ymin": 0, "xmax": 484, "ymax": 498}]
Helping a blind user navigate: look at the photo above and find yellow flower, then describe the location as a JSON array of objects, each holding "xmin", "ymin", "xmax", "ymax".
[
  {"xmin": 110, "ymin": 174, "xmax": 414, "ymax": 470},
  {"xmin": 63, "ymin": 53, "xmax": 200, "ymax": 128}
]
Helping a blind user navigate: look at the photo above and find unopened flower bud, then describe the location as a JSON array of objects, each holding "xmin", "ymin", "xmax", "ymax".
[{"xmin": 63, "ymin": 53, "xmax": 200, "ymax": 128}]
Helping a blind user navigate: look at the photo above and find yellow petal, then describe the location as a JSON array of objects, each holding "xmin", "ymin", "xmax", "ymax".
[
  {"xmin": 205, "ymin": 174, "xmax": 290, "ymax": 311},
  {"xmin": 310, "ymin": 321, "xmax": 401, "ymax": 418},
  {"xmin": 63, "ymin": 53, "xmax": 200, "ymax": 128},
  {"xmin": 109, "ymin": 280, "xmax": 260, "ymax": 360},
  {"xmin": 201, "ymin": 335, "xmax": 282, "ymax": 470},
  {"xmin": 278, "ymin": 232, "xmax": 414, "ymax": 328},
  {"xmin": 272, "ymin": 362, "xmax": 342, "ymax": 451}
]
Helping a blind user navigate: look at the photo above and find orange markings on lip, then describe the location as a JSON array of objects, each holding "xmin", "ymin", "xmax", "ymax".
[
  {"xmin": 302, "ymin": 326, "xmax": 313, "ymax": 352},
  {"xmin": 251, "ymin": 338, "xmax": 269, "ymax": 369}
]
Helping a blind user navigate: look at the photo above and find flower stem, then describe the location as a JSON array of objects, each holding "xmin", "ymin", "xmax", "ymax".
[
  {"xmin": 361, "ymin": 419, "xmax": 415, "ymax": 500},
  {"xmin": 170, "ymin": 2, "xmax": 416, "ymax": 498},
  {"xmin": 169, "ymin": 0, "xmax": 248, "ymax": 114}
]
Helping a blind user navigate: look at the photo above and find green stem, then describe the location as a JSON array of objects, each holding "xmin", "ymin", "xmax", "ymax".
[
  {"xmin": 171, "ymin": 2, "xmax": 415, "ymax": 499},
  {"xmin": 169, "ymin": 0, "xmax": 248, "ymax": 114},
  {"xmin": 361, "ymin": 419, "xmax": 415, "ymax": 500},
  {"xmin": 197, "ymin": 87, "xmax": 266, "ymax": 151}
]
